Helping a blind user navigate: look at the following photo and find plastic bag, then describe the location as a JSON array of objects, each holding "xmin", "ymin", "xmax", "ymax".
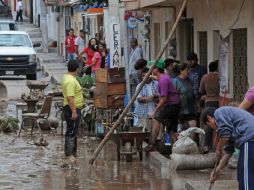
[{"xmin": 172, "ymin": 127, "xmax": 205, "ymax": 154}]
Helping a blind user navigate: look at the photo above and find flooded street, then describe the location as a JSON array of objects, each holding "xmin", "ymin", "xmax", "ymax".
[{"xmin": 0, "ymin": 134, "xmax": 173, "ymax": 190}]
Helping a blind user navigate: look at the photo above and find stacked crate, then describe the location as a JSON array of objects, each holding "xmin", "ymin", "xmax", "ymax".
[{"xmin": 94, "ymin": 68, "xmax": 126, "ymax": 109}]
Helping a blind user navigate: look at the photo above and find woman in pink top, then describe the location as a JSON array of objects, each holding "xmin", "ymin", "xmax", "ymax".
[
  {"xmin": 84, "ymin": 44, "xmax": 101, "ymax": 77},
  {"xmin": 239, "ymin": 86, "xmax": 254, "ymax": 116}
]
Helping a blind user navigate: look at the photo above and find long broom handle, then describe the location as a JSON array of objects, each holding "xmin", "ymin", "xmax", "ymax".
[
  {"xmin": 88, "ymin": 0, "xmax": 189, "ymax": 164},
  {"xmin": 209, "ymin": 158, "xmax": 220, "ymax": 190}
]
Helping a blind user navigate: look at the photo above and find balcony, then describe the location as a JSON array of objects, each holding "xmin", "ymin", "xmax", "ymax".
[{"xmin": 124, "ymin": 0, "xmax": 181, "ymax": 10}]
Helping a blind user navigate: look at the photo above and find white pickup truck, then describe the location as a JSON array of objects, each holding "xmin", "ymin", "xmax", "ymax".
[{"xmin": 0, "ymin": 31, "xmax": 40, "ymax": 80}]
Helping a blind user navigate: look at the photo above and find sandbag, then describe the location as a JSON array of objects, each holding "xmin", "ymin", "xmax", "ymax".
[
  {"xmin": 171, "ymin": 153, "xmax": 216, "ymax": 170},
  {"xmin": 172, "ymin": 127, "xmax": 205, "ymax": 154}
]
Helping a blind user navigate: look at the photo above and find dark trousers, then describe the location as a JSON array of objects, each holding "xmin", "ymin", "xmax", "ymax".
[
  {"xmin": 16, "ymin": 10, "xmax": 23, "ymax": 22},
  {"xmin": 204, "ymin": 101, "xmax": 219, "ymax": 147},
  {"xmin": 237, "ymin": 141, "xmax": 254, "ymax": 190},
  {"xmin": 63, "ymin": 106, "xmax": 81, "ymax": 157}
]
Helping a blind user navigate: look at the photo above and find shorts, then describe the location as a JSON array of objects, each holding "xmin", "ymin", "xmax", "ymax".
[
  {"xmin": 179, "ymin": 113, "xmax": 196, "ymax": 123},
  {"xmin": 155, "ymin": 104, "xmax": 180, "ymax": 132}
]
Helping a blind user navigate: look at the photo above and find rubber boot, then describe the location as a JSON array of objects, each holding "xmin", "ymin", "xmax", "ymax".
[
  {"xmin": 65, "ymin": 136, "xmax": 75, "ymax": 156},
  {"xmin": 73, "ymin": 137, "xmax": 78, "ymax": 157}
]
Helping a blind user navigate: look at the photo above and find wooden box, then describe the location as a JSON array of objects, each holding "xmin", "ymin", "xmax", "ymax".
[
  {"xmin": 94, "ymin": 95, "xmax": 124, "ymax": 109},
  {"xmin": 95, "ymin": 82, "xmax": 125, "ymax": 96},
  {"xmin": 94, "ymin": 68, "xmax": 126, "ymax": 109},
  {"xmin": 96, "ymin": 68, "xmax": 125, "ymax": 83}
]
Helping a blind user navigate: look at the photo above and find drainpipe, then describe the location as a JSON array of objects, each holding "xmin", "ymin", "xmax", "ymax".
[{"xmin": 41, "ymin": 0, "xmax": 48, "ymax": 53}]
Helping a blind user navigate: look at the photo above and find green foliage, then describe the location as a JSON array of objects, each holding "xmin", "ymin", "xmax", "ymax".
[
  {"xmin": 76, "ymin": 75, "xmax": 95, "ymax": 89},
  {"xmin": 0, "ymin": 116, "xmax": 19, "ymax": 133}
]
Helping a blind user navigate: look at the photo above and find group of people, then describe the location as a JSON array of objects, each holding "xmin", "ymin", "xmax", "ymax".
[
  {"xmin": 132, "ymin": 52, "xmax": 217, "ymax": 152},
  {"xmin": 65, "ymin": 29, "xmax": 109, "ymax": 77},
  {"xmin": 131, "ymin": 50, "xmax": 254, "ymax": 189}
]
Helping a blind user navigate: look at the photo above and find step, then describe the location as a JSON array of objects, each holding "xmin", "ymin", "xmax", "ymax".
[{"xmin": 28, "ymin": 32, "xmax": 42, "ymax": 38}]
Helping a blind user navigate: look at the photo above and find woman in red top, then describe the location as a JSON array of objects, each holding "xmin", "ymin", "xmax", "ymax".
[{"xmin": 79, "ymin": 38, "xmax": 97, "ymax": 75}]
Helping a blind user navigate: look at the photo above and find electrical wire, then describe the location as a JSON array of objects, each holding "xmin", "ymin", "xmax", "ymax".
[{"xmin": 206, "ymin": 0, "xmax": 246, "ymax": 31}]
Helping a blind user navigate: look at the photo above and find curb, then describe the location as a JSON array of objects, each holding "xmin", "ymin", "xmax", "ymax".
[{"xmin": 37, "ymin": 55, "xmax": 58, "ymax": 84}]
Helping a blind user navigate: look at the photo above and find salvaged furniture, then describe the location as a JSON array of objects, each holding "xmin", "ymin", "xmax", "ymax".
[
  {"xmin": 94, "ymin": 68, "xmax": 125, "ymax": 109},
  {"xmin": 19, "ymin": 96, "xmax": 52, "ymax": 136}
]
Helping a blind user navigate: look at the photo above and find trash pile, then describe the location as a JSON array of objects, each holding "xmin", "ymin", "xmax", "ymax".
[{"xmin": 0, "ymin": 116, "xmax": 19, "ymax": 133}]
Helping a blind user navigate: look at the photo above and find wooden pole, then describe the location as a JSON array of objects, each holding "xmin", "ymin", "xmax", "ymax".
[{"xmin": 89, "ymin": 0, "xmax": 189, "ymax": 164}]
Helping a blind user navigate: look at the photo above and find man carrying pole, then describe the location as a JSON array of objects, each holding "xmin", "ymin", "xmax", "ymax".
[{"xmin": 202, "ymin": 106, "xmax": 254, "ymax": 189}]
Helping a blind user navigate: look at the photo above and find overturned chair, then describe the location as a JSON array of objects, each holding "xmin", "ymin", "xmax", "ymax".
[{"xmin": 18, "ymin": 96, "xmax": 52, "ymax": 137}]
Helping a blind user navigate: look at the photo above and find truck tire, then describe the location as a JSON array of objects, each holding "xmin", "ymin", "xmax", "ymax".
[{"xmin": 26, "ymin": 73, "xmax": 37, "ymax": 80}]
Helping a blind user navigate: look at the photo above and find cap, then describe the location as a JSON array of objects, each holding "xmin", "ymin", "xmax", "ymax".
[{"xmin": 156, "ymin": 59, "xmax": 165, "ymax": 69}]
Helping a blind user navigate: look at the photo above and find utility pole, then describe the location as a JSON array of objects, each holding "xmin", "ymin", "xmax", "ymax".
[{"xmin": 40, "ymin": 0, "xmax": 48, "ymax": 53}]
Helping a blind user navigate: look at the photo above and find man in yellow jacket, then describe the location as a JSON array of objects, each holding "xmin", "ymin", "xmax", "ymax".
[{"xmin": 62, "ymin": 60, "xmax": 84, "ymax": 161}]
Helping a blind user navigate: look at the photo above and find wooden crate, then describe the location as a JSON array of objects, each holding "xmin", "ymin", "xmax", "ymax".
[
  {"xmin": 95, "ymin": 82, "xmax": 125, "ymax": 96},
  {"xmin": 94, "ymin": 95, "xmax": 124, "ymax": 109},
  {"xmin": 96, "ymin": 68, "xmax": 125, "ymax": 83}
]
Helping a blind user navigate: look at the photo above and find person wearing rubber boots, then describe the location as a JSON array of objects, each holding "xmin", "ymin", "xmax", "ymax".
[
  {"xmin": 202, "ymin": 106, "xmax": 254, "ymax": 190},
  {"xmin": 62, "ymin": 60, "xmax": 84, "ymax": 162}
]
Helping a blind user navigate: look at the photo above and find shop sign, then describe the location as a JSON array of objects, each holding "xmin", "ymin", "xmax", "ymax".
[
  {"xmin": 109, "ymin": 18, "xmax": 121, "ymax": 68},
  {"xmin": 127, "ymin": 17, "xmax": 137, "ymax": 29}
]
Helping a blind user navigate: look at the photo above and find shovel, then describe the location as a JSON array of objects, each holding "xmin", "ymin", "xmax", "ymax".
[{"xmin": 209, "ymin": 158, "xmax": 220, "ymax": 190}]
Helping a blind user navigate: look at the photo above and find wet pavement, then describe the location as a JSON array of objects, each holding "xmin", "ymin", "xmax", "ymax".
[{"xmin": 0, "ymin": 134, "xmax": 173, "ymax": 190}]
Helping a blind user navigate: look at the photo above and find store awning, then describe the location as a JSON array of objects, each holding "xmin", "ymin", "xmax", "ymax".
[{"xmin": 124, "ymin": 0, "xmax": 181, "ymax": 10}]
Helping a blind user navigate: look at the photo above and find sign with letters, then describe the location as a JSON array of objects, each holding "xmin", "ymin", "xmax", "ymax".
[{"xmin": 109, "ymin": 17, "xmax": 121, "ymax": 68}]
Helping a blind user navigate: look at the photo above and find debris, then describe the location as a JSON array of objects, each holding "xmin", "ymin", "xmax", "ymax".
[
  {"xmin": 0, "ymin": 116, "xmax": 19, "ymax": 133},
  {"xmin": 33, "ymin": 138, "xmax": 48, "ymax": 146}
]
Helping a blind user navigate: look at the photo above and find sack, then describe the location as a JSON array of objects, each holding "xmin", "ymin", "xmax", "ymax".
[
  {"xmin": 171, "ymin": 153, "xmax": 216, "ymax": 170},
  {"xmin": 172, "ymin": 127, "xmax": 205, "ymax": 154}
]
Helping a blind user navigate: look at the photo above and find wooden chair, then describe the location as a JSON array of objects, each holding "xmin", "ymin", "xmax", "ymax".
[{"xmin": 18, "ymin": 96, "xmax": 52, "ymax": 137}]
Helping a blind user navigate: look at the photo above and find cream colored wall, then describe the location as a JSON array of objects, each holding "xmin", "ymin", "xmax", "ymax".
[
  {"xmin": 186, "ymin": 0, "xmax": 254, "ymax": 94},
  {"xmin": 150, "ymin": 8, "xmax": 174, "ymax": 60},
  {"xmin": 71, "ymin": 12, "xmax": 83, "ymax": 36}
]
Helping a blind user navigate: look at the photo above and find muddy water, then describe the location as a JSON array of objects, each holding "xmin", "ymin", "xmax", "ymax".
[{"xmin": 0, "ymin": 134, "xmax": 175, "ymax": 190}]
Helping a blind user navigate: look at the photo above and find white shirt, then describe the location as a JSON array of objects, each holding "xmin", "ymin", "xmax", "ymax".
[
  {"xmin": 16, "ymin": 1, "xmax": 23, "ymax": 11},
  {"xmin": 129, "ymin": 46, "xmax": 143, "ymax": 75},
  {"xmin": 75, "ymin": 36, "xmax": 86, "ymax": 55}
]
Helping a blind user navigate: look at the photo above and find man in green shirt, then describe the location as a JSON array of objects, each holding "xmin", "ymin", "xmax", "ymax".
[{"xmin": 62, "ymin": 60, "xmax": 84, "ymax": 161}]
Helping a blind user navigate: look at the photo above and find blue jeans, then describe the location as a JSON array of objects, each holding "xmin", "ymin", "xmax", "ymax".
[
  {"xmin": 63, "ymin": 105, "xmax": 81, "ymax": 156},
  {"xmin": 67, "ymin": 53, "xmax": 76, "ymax": 61}
]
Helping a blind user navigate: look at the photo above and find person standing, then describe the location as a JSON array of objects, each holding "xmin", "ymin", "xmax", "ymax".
[
  {"xmin": 145, "ymin": 59, "xmax": 180, "ymax": 152},
  {"xmin": 187, "ymin": 52, "xmax": 207, "ymax": 102},
  {"xmin": 199, "ymin": 60, "xmax": 220, "ymax": 153},
  {"xmin": 75, "ymin": 29, "xmax": 87, "ymax": 59},
  {"xmin": 202, "ymin": 107, "xmax": 254, "ymax": 189},
  {"xmin": 129, "ymin": 38, "xmax": 143, "ymax": 97},
  {"xmin": 65, "ymin": 29, "xmax": 77, "ymax": 61},
  {"xmin": 199, "ymin": 60, "xmax": 220, "ymax": 108},
  {"xmin": 84, "ymin": 44, "xmax": 101, "ymax": 78},
  {"xmin": 79, "ymin": 38, "xmax": 97, "ymax": 75},
  {"xmin": 16, "ymin": 0, "xmax": 23, "ymax": 23},
  {"xmin": 173, "ymin": 63, "xmax": 197, "ymax": 130},
  {"xmin": 134, "ymin": 68, "xmax": 158, "ymax": 132},
  {"xmin": 62, "ymin": 60, "xmax": 84, "ymax": 161}
]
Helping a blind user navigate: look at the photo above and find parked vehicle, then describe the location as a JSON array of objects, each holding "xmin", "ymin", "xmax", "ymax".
[
  {"xmin": 0, "ymin": 19, "xmax": 17, "ymax": 31},
  {"xmin": 0, "ymin": 31, "xmax": 41, "ymax": 80},
  {"xmin": 0, "ymin": 0, "xmax": 12, "ymax": 18}
]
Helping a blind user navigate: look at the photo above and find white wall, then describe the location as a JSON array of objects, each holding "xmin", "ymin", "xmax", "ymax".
[
  {"xmin": 186, "ymin": 0, "xmax": 254, "ymax": 93},
  {"xmin": 150, "ymin": 8, "xmax": 174, "ymax": 60}
]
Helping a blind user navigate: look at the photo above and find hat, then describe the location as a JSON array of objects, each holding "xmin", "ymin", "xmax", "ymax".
[
  {"xmin": 148, "ymin": 59, "xmax": 165, "ymax": 69},
  {"xmin": 156, "ymin": 59, "xmax": 165, "ymax": 69}
]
